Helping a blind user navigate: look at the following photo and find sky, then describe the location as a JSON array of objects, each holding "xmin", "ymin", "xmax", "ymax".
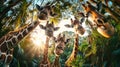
[{"xmin": 22, "ymin": 0, "xmax": 93, "ymax": 55}]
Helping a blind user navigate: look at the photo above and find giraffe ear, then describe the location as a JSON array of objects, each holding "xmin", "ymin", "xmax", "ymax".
[
  {"xmin": 39, "ymin": 24, "xmax": 46, "ymax": 30},
  {"xmin": 36, "ymin": 4, "xmax": 43, "ymax": 11},
  {"xmin": 65, "ymin": 24, "xmax": 73, "ymax": 28},
  {"xmin": 54, "ymin": 27, "xmax": 60, "ymax": 31},
  {"xmin": 55, "ymin": 33, "xmax": 61, "ymax": 42}
]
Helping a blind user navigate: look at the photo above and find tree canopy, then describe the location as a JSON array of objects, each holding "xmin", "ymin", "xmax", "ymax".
[{"xmin": 0, "ymin": 0, "xmax": 120, "ymax": 67}]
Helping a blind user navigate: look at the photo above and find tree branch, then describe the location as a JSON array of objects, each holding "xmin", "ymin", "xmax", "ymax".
[
  {"xmin": 0, "ymin": 0, "xmax": 22, "ymax": 22},
  {"xmin": 102, "ymin": 5, "xmax": 120, "ymax": 23}
]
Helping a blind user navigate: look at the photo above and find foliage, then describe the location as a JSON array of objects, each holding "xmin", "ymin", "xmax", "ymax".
[{"xmin": 0, "ymin": 0, "xmax": 120, "ymax": 67}]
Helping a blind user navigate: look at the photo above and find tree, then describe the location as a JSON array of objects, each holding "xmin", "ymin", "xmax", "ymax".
[{"xmin": 0, "ymin": 0, "xmax": 120, "ymax": 67}]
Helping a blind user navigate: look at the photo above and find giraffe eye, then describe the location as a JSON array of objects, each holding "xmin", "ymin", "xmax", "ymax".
[{"xmin": 97, "ymin": 19, "xmax": 103, "ymax": 25}]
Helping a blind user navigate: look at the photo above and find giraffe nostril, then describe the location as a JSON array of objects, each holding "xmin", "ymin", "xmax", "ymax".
[
  {"xmin": 48, "ymin": 30, "xmax": 53, "ymax": 33},
  {"xmin": 97, "ymin": 19, "xmax": 104, "ymax": 26},
  {"xmin": 57, "ymin": 46, "xmax": 63, "ymax": 50}
]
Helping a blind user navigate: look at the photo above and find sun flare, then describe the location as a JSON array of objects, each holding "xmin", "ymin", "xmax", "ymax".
[{"xmin": 22, "ymin": 18, "xmax": 89, "ymax": 58}]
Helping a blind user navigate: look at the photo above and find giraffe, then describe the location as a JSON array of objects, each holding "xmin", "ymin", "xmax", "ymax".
[
  {"xmin": 0, "ymin": 20, "xmax": 41, "ymax": 64},
  {"xmin": 82, "ymin": 1, "xmax": 115, "ymax": 38},
  {"xmin": 65, "ymin": 17, "xmax": 84, "ymax": 67},
  {"xmin": 0, "ymin": 2, "xmax": 58, "ymax": 65},
  {"xmin": 39, "ymin": 21, "xmax": 59, "ymax": 67},
  {"xmin": 51, "ymin": 34, "xmax": 68, "ymax": 67},
  {"xmin": 36, "ymin": 2, "xmax": 57, "ymax": 21},
  {"xmin": 65, "ymin": 33, "xmax": 79, "ymax": 67},
  {"xmin": 65, "ymin": 17, "xmax": 85, "ymax": 36}
]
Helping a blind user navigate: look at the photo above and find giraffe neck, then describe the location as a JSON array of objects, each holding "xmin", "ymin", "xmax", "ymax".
[
  {"xmin": 0, "ymin": 21, "xmax": 40, "ymax": 64},
  {"xmin": 55, "ymin": 56, "xmax": 59, "ymax": 62},
  {"xmin": 0, "ymin": 21, "xmax": 40, "ymax": 50},
  {"xmin": 65, "ymin": 34, "xmax": 79, "ymax": 66},
  {"xmin": 51, "ymin": 56, "xmax": 61, "ymax": 67},
  {"xmin": 43, "ymin": 37, "xmax": 49, "ymax": 60},
  {"xmin": 40, "ymin": 37, "xmax": 51, "ymax": 67},
  {"xmin": 73, "ymin": 34, "xmax": 79, "ymax": 58}
]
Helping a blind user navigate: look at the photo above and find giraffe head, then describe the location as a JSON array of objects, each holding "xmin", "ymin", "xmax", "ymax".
[
  {"xmin": 81, "ymin": 2, "xmax": 115, "ymax": 38},
  {"xmin": 39, "ymin": 21, "xmax": 59, "ymax": 38},
  {"xmin": 36, "ymin": 2, "xmax": 57, "ymax": 20},
  {"xmin": 65, "ymin": 17, "xmax": 85, "ymax": 36},
  {"xmin": 54, "ymin": 34, "xmax": 69, "ymax": 56}
]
